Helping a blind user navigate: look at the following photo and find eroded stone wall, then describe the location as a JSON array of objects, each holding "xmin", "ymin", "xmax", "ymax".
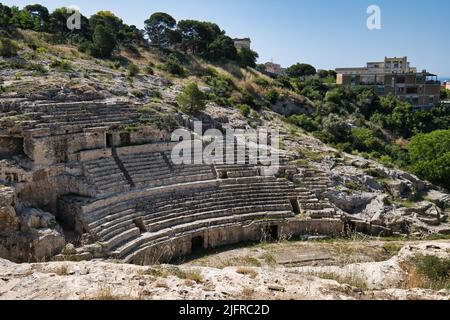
[
  {"xmin": 129, "ymin": 219, "xmax": 344, "ymax": 265},
  {"xmin": 0, "ymin": 137, "xmax": 24, "ymax": 157}
]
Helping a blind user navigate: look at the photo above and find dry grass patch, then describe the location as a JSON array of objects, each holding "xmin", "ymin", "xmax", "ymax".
[
  {"xmin": 315, "ymin": 272, "xmax": 368, "ymax": 291},
  {"xmin": 155, "ymin": 280, "xmax": 169, "ymax": 289},
  {"xmin": 236, "ymin": 267, "xmax": 258, "ymax": 279},
  {"xmin": 402, "ymin": 254, "xmax": 450, "ymax": 291},
  {"xmin": 240, "ymin": 287, "xmax": 256, "ymax": 300},
  {"xmin": 55, "ymin": 264, "xmax": 69, "ymax": 276},
  {"xmin": 94, "ymin": 284, "xmax": 121, "ymax": 300}
]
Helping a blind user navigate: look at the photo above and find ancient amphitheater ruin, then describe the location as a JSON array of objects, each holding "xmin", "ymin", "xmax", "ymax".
[{"xmin": 0, "ymin": 96, "xmax": 448, "ymax": 265}]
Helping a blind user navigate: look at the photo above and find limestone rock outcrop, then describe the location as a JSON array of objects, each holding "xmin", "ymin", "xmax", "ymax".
[{"xmin": 0, "ymin": 186, "xmax": 65, "ymax": 263}]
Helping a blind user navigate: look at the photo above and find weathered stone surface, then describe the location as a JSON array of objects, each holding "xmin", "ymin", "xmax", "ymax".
[
  {"xmin": 0, "ymin": 186, "xmax": 65, "ymax": 262},
  {"xmin": 0, "ymin": 206, "xmax": 20, "ymax": 232},
  {"xmin": 0, "ymin": 227, "xmax": 64, "ymax": 263},
  {"xmin": 0, "ymin": 241, "xmax": 448, "ymax": 300},
  {"xmin": 20, "ymin": 208, "xmax": 59, "ymax": 230},
  {"xmin": 324, "ymin": 191, "xmax": 377, "ymax": 214}
]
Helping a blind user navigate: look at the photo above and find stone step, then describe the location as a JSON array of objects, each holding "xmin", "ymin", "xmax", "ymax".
[
  {"xmin": 101, "ymin": 227, "xmax": 141, "ymax": 251},
  {"xmin": 89, "ymin": 208, "xmax": 137, "ymax": 230},
  {"xmin": 308, "ymin": 209, "xmax": 336, "ymax": 219},
  {"xmin": 144, "ymin": 200, "xmax": 292, "ymax": 228},
  {"xmin": 116, "ymin": 211, "xmax": 292, "ymax": 260},
  {"xmin": 86, "ymin": 202, "xmax": 136, "ymax": 223}
]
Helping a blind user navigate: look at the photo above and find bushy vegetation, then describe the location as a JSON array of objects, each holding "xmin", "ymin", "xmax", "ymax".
[
  {"xmin": 404, "ymin": 255, "xmax": 450, "ymax": 290},
  {"xmin": 409, "ymin": 130, "xmax": 450, "ymax": 189},
  {"xmin": 127, "ymin": 63, "xmax": 140, "ymax": 77},
  {"xmin": 279, "ymin": 75, "xmax": 450, "ymax": 188},
  {"xmin": 1, "ymin": 3, "xmax": 448, "ymax": 190},
  {"xmin": 176, "ymin": 83, "xmax": 206, "ymax": 115},
  {"xmin": 1, "ymin": 3, "xmax": 256, "ymax": 66},
  {"xmin": 0, "ymin": 37, "xmax": 19, "ymax": 57}
]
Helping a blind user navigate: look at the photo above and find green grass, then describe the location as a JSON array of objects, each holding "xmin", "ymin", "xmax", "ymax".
[{"xmin": 403, "ymin": 254, "xmax": 450, "ymax": 290}]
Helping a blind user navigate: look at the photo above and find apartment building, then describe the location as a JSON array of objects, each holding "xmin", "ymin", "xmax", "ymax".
[
  {"xmin": 442, "ymin": 81, "xmax": 450, "ymax": 91},
  {"xmin": 336, "ymin": 57, "xmax": 441, "ymax": 111}
]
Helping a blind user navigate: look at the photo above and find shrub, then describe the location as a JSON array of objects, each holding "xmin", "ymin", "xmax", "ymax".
[
  {"xmin": 351, "ymin": 127, "xmax": 383, "ymax": 153},
  {"xmin": 288, "ymin": 114, "xmax": 319, "ymax": 132},
  {"xmin": 26, "ymin": 63, "xmax": 47, "ymax": 75},
  {"xmin": 322, "ymin": 114, "xmax": 351, "ymax": 142},
  {"xmin": 91, "ymin": 25, "xmax": 116, "ymax": 58},
  {"xmin": 0, "ymin": 37, "xmax": 19, "ymax": 57},
  {"xmin": 335, "ymin": 142, "xmax": 353, "ymax": 153},
  {"xmin": 144, "ymin": 65, "xmax": 154, "ymax": 75},
  {"xmin": 253, "ymin": 76, "xmax": 269, "ymax": 87},
  {"xmin": 404, "ymin": 254, "xmax": 450, "ymax": 290},
  {"xmin": 162, "ymin": 59, "xmax": 185, "ymax": 76},
  {"xmin": 241, "ymin": 91, "xmax": 261, "ymax": 110},
  {"xmin": 408, "ymin": 130, "xmax": 450, "ymax": 189},
  {"xmin": 204, "ymin": 74, "xmax": 236, "ymax": 98},
  {"xmin": 176, "ymin": 83, "xmax": 206, "ymax": 115},
  {"xmin": 264, "ymin": 89, "xmax": 279, "ymax": 105},
  {"xmin": 127, "ymin": 63, "xmax": 140, "ymax": 77},
  {"xmin": 379, "ymin": 155, "xmax": 393, "ymax": 168},
  {"xmin": 50, "ymin": 59, "xmax": 72, "ymax": 71},
  {"xmin": 238, "ymin": 104, "xmax": 251, "ymax": 117},
  {"xmin": 312, "ymin": 131, "xmax": 335, "ymax": 144},
  {"xmin": 415, "ymin": 255, "xmax": 450, "ymax": 283}
]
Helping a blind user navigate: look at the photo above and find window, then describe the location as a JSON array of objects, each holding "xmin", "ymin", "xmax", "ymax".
[
  {"xmin": 397, "ymin": 76, "xmax": 406, "ymax": 84},
  {"xmin": 361, "ymin": 75, "xmax": 375, "ymax": 85},
  {"xmin": 406, "ymin": 87, "xmax": 418, "ymax": 94}
]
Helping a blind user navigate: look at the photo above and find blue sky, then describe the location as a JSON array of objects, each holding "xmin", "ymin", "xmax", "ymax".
[{"xmin": 3, "ymin": 0, "xmax": 450, "ymax": 76}]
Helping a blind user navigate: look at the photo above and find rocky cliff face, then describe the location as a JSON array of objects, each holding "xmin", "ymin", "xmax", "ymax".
[
  {"xmin": 0, "ymin": 241, "xmax": 448, "ymax": 300},
  {"xmin": 0, "ymin": 185, "xmax": 65, "ymax": 263}
]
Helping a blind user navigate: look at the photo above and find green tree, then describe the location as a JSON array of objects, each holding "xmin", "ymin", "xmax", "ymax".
[
  {"xmin": 144, "ymin": 12, "xmax": 177, "ymax": 48},
  {"xmin": 206, "ymin": 35, "xmax": 237, "ymax": 61},
  {"xmin": 351, "ymin": 127, "xmax": 383, "ymax": 153},
  {"xmin": 323, "ymin": 114, "xmax": 351, "ymax": 142},
  {"xmin": 177, "ymin": 20, "xmax": 222, "ymax": 55},
  {"xmin": 48, "ymin": 7, "xmax": 90, "ymax": 41},
  {"xmin": 317, "ymin": 70, "xmax": 329, "ymax": 79},
  {"xmin": 441, "ymin": 89, "xmax": 450, "ymax": 100},
  {"xmin": 10, "ymin": 7, "xmax": 34, "ymax": 29},
  {"xmin": 237, "ymin": 47, "xmax": 258, "ymax": 68},
  {"xmin": 288, "ymin": 115, "xmax": 319, "ymax": 132},
  {"xmin": 409, "ymin": 130, "xmax": 450, "ymax": 188},
  {"xmin": 90, "ymin": 11, "xmax": 123, "ymax": 34},
  {"xmin": 286, "ymin": 63, "xmax": 316, "ymax": 79},
  {"xmin": 356, "ymin": 89, "xmax": 379, "ymax": 118},
  {"xmin": 24, "ymin": 4, "xmax": 49, "ymax": 31},
  {"xmin": 0, "ymin": 3, "xmax": 12, "ymax": 28},
  {"xmin": 176, "ymin": 83, "xmax": 206, "ymax": 115},
  {"xmin": 91, "ymin": 24, "xmax": 116, "ymax": 58},
  {"xmin": 121, "ymin": 24, "xmax": 145, "ymax": 48}
]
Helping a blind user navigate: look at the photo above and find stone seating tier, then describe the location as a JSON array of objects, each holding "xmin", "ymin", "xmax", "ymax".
[{"xmin": 80, "ymin": 177, "xmax": 299, "ymax": 256}]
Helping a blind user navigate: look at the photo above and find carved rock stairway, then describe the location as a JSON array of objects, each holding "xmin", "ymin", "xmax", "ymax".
[
  {"xmin": 294, "ymin": 167, "xmax": 333, "ymax": 196},
  {"xmin": 296, "ymin": 187, "xmax": 336, "ymax": 219}
]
